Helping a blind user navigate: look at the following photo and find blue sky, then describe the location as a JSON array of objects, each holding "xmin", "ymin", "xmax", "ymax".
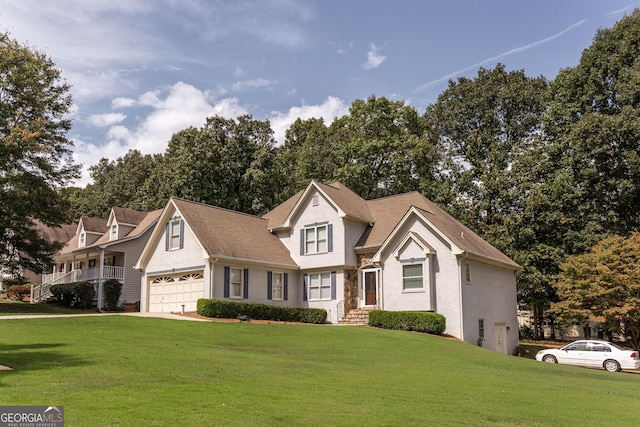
[{"xmin": 1, "ymin": 0, "xmax": 638, "ymax": 186}]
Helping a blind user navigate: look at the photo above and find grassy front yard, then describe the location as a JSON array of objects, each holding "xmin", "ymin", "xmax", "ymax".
[
  {"xmin": 1, "ymin": 315, "xmax": 639, "ymax": 426},
  {"xmin": 0, "ymin": 297, "xmax": 96, "ymax": 315}
]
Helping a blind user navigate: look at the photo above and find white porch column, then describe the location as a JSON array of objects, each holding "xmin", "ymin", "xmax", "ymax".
[{"xmin": 98, "ymin": 249, "xmax": 105, "ymax": 310}]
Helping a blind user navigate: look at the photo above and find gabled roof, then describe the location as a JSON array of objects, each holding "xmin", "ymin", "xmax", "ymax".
[
  {"xmin": 90, "ymin": 209, "xmax": 162, "ymax": 248},
  {"xmin": 368, "ymin": 203, "xmax": 519, "ymax": 269},
  {"xmin": 263, "ymin": 180, "xmax": 374, "ymax": 230},
  {"xmin": 170, "ymin": 198, "xmax": 297, "ymax": 268},
  {"xmin": 59, "ymin": 210, "xmax": 162, "ymax": 255},
  {"xmin": 77, "ymin": 217, "xmax": 108, "ymax": 235},
  {"xmin": 108, "ymin": 207, "xmax": 148, "ymax": 227},
  {"xmin": 265, "ymin": 181, "xmax": 516, "ymax": 268},
  {"xmin": 356, "ymin": 192, "xmax": 432, "ymax": 249}
]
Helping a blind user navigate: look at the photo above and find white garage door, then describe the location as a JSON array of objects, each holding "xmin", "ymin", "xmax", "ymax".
[{"xmin": 148, "ymin": 272, "xmax": 205, "ymax": 313}]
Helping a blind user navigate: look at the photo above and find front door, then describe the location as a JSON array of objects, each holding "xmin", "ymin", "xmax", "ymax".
[
  {"xmin": 494, "ymin": 323, "xmax": 507, "ymax": 354},
  {"xmin": 364, "ymin": 270, "xmax": 377, "ymax": 306}
]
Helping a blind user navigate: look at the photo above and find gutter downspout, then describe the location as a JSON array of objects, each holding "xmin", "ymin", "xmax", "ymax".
[{"xmin": 458, "ymin": 255, "xmax": 466, "ymax": 341}]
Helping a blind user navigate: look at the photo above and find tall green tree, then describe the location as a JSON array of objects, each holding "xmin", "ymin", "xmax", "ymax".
[
  {"xmin": 329, "ymin": 95, "xmax": 431, "ymax": 199},
  {"xmin": 424, "ymin": 65, "xmax": 554, "ymax": 336},
  {"xmin": 553, "ymin": 233, "xmax": 640, "ymax": 349},
  {"xmin": 545, "ymin": 9, "xmax": 640, "ymax": 237},
  {"xmin": 67, "ymin": 149, "xmax": 161, "ymax": 219},
  {"xmin": 424, "ymin": 64, "xmax": 549, "ymax": 230},
  {"xmin": 0, "ymin": 33, "xmax": 79, "ymax": 276},
  {"xmin": 140, "ymin": 115, "xmax": 277, "ymax": 215},
  {"xmin": 274, "ymin": 117, "xmax": 336, "ymax": 202}
]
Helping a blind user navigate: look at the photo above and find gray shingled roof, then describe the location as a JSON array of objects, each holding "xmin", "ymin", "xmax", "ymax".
[
  {"xmin": 263, "ymin": 180, "xmax": 374, "ymax": 229},
  {"xmin": 172, "ymin": 198, "xmax": 297, "ymax": 267},
  {"xmin": 357, "ymin": 192, "xmax": 518, "ymax": 268},
  {"xmin": 59, "ymin": 210, "xmax": 162, "ymax": 254},
  {"xmin": 80, "ymin": 217, "xmax": 108, "ymax": 234},
  {"xmin": 111, "ymin": 207, "xmax": 148, "ymax": 226}
]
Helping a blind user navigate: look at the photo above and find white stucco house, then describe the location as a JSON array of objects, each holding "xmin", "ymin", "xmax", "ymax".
[{"xmin": 134, "ymin": 180, "xmax": 521, "ymax": 354}]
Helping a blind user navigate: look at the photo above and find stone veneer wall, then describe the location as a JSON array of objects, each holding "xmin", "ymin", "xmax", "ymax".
[
  {"xmin": 343, "ymin": 269, "xmax": 358, "ymax": 313},
  {"xmin": 343, "ymin": 252, "xmax": 378, "ymax": 313}
]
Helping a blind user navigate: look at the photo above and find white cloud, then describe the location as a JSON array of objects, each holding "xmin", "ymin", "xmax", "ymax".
[
  {"xmin": 112, "ymin": 97, "xmax": 137, "ymax": 109},
  {"xmin": 363, "ymin": 43, "xmax": 387, "ymax": 69},
  {"xmin": 72, "ymin": 92, "xmax": 348, "ymax": 186},
  {"xmin": 330, "ymin": 40, "xmax": 354, "ymax": 54},
  {"xmin": 71, "ymin": 81, "xmax": 250, "ymax": 186},
  {"xmin": 269, "ymin": 96, "xmax": 349, "ymax": 145},
  {"xmin": 232, "ymin": 79, "xmax": 272, "ymax": 91},
  {"xmin": 88, "ymin": 113, "xmax": 126, "ymax": 127}
]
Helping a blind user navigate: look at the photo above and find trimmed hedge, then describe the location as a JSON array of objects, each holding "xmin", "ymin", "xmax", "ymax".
[
  {"xmin": 197, "ymin": 299, "xmax": 327, "ymax": 324},
  {"xmin": 368, "ymin": 310, "xmax": 446, "ymax": 335},
  {"xmin": 50, "ymin": 282, "xmax": 95, "ymax": 309}
]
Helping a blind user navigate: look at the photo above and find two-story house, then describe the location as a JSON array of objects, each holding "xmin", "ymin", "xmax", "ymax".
[
  {"xmin": 33, "ymin": 207, "xmax": 161, "ymax": 310},
  {"xmin": 134, "ymin": 180, "xmax": 520, "ymax": 354}
]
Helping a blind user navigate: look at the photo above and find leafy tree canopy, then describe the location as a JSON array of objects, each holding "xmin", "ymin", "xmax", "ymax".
[
  {"xmin": 546, "ymin": 9, "xmax": 640, "ymax": 235},
  {"xmin": 139, "ymin": 115, "xmax": 278, "ymax": 215},
  {"xmin": 0, "ymin": 33, "xmax": 79, "ymax": 276},
  {"xmin": 553, "ymin": 233, "xmax": 640, "ymax": 349}
]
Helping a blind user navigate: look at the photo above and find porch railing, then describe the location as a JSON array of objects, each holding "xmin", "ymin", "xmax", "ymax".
[
  {"xmin": 337, "ymin": 300, "xmax": 344, "ymax": 321},
  {"xmin": 32, "ymin": 266, "xmax": 125, "ymax": 303}
]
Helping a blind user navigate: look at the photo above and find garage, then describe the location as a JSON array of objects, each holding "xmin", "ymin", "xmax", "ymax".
[{"xmin": 148, "ymin": 272, "xmax": 205, "ymax": 312}]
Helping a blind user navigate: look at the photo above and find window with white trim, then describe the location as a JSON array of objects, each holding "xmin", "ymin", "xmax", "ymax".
[
  {"xmin": 272, "ymin": 272, "xmax": 283, "ymax": 301},
  {"xmin": 110, "ymin": 224, "xmax": 118, "ymax": 240},
  {"xmin": 464, "ymin": 261, "xmax": 471, "ymax": 285},
  {"xmin": 402, "ymin": 263, "xmax": 424, "ymax": 291},
  {"xmin": 230, "ymin": 267, "xmax": 243, "ymax": 299},
  {"xmin": 169, "ymin": 220, "xmax": 181, "ymax": 250},
  {"xmin": 79, "ymin": 231, "xmax": 86, "ymax": 247},
  {"xmin": 308, "ymin": 272, "xmax": 331, "ymax": 301},
  {"xmin": 305, "ymin": 225, "xmax": 327, "ymax": 254}
]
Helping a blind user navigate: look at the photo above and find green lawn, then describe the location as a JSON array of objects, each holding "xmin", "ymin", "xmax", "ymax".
[
  {"xmin": 0, "ymin": 298, "xmax": 96, "ymax": 315},
  {"xmin": 0, "ymin": 315, "xmax": 639, "ymax": 426}
]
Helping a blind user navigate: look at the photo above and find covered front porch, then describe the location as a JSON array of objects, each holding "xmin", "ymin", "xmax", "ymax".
[{"xmin": 33, "ymin": 249, "xmax": 126, "ymax": 308}]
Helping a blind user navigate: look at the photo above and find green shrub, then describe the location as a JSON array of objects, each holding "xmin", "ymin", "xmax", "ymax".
[
  {"xmin": 4, "ymin": 277, "xmax": 28, "ymax": 289},
  {"xmin": 197, "ymin": 299, "xmax": 327, "ymax": 324},
  {"xmin": 51, "ymin": 282, "xmax": 95, "ymax": 309},
  {"xmin": 7, "ymin": 285, "xmax": 31, "ymax": 301},
  {"xmin": 102, "ymin": 279, "xmax": 123, "ymax": 311},
  {"xmin": 368, "ymin": 310, "xmax": 446, "ymax": 335}
]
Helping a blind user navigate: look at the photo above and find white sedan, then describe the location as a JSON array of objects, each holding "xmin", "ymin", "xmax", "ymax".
[{"xmin": 535, "ymin": 340, "xmax": 640, "ymax": 372}]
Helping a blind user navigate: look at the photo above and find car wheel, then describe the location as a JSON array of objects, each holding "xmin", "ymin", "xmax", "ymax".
[
  {"xmin": 542, "ymin": 355, "xmax": 557, "ymax": 364},
  {"xmin": 604, "ymin": 359, "xmax": 621, "ymax": 372}
]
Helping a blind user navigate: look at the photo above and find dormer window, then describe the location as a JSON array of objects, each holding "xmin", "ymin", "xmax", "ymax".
[
  {"xmin": 110, "ymin": 224, "xmax": 118, "ymax": 241},
  {"xmin": 79, "ymin": 231, "xmax": 86, "ymax": 247}
]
